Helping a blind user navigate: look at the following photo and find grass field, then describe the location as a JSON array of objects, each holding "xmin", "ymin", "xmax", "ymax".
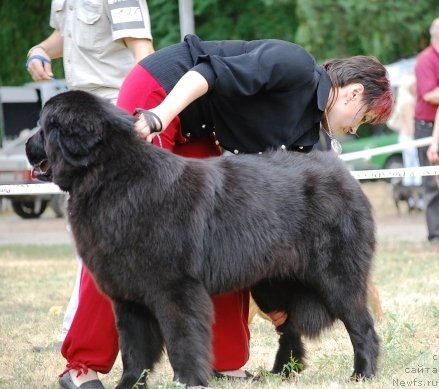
[{"xmin": 0, "ymin": 239, "xmax": 438, "ymax": 388}]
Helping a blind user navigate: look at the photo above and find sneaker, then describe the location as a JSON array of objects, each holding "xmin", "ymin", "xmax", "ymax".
[
  {"xmin": 213, "ymin": 369, "xmax": 254, "ymax": 381},
  {"xmin": 59, "ymin": 373, "xmax": 105, "ymax": 389}
]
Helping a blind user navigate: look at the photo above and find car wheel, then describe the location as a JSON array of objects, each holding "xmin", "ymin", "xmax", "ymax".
[{"xmin": 11, "ymin": 198, "xmax": 49, "ymax": 219}]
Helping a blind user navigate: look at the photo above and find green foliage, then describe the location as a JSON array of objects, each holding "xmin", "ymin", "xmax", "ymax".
[
  {"xmin": 148, "ymin": 0, "xmax": 180, "ymax": 49},
  {"xmin": 0, "ymin": 244, "xmax": 75, "ymax": 259},
  {"xmin": 296, "ymin": 0, "xmax": 439, "ymax": 63},
  {"xmin": 0, "ymin": 0, "xmax": 64, "ymax": 86},
  {"xmin": 194, "ymin": 0, "xmax": 298, "ymax": 41},
  {"xmin": 2, "ymin": 0, "xmax": 439, "ymax": 86},
  {"xmin": 281, "ymin": 355, "xmax": 304, "ymax": 377},
  {"xmin": 132, "ymin": 369, "xmax": 149, "ymax": 388}
]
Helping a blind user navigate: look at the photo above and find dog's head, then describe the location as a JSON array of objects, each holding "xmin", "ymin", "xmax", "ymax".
[{"xmin": 26, "ymin": 90, "xmax": 136, "ymax": 191}]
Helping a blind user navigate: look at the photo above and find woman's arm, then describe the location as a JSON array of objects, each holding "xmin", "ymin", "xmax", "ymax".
[
  {"xmin": 426, "ymin": 108, "xmax": 439, "ymax": 164},
  {"xmin": 423, "ymin": 86, "xmax": 439, "ymax": 105},
  {"xmin": 26, "ymin": 30, "xmax": 64, "ymax": 81},
  {"xmin": 123, "ymin": 37, "xmax": 155, "ymax": 63},
  {"xmin": 135, "ymin": 70, "xmax": 209, "ymax": 142}
]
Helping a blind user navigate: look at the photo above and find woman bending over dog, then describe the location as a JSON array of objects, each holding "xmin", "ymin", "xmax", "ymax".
[{"xmin": 60, "ymin": 34, "xmax": 392, "ymax": 388}]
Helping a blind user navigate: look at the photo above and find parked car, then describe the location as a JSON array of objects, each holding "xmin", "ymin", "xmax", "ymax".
[
  {"xmin": 340, "ymin": 124, "xmax": 403, "ymax": 172},
  {"xmin": 0, "ymin": 80, "xmax": 68, "ymax": 219}
]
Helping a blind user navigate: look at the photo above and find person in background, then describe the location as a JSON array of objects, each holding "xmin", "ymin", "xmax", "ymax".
[
  {"xmin": 387, "ymin": 74, "xmax": 423, "ymax": 209},
  {"xmin": 26, "ymin": 1, "xmax": 154, "ymax": 388},
  {"xmin": 426, "ymin": 107, "xmax": 439, "ymax": 198},
  {"xmin": 427, "ymin": 108, "xmax": 439, "ymax": 165},
  {"xmin": 414, "ymin": 16, "xmax": 439, "ymax": 249}
]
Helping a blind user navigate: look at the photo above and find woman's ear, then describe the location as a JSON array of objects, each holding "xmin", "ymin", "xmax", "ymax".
[{"xmin": 350, "ymin": 83, "xmax": 365, "ymax": 100}]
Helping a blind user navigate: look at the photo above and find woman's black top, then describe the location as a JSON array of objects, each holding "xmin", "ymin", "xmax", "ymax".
[{"xmin": 139, "ymin": 34, "xmax": 331, "ymax": 154}]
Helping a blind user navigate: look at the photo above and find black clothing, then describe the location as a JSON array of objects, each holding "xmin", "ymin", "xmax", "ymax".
[
  {"xmin": 139, "ymin": 34, "xmax": 331, "ymax": 154},
  {"xmin": 415, "ymin": 120, "xmax": 439, "ymax": 241}
]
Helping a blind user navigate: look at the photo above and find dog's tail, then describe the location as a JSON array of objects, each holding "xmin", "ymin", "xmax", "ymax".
[{"xmin": 280, "ymin": 284, "xmax": 335, "ymax": 339}]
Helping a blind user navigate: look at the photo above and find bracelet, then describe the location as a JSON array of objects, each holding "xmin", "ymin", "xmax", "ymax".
[
  {"xmin": 134, "ymin": 108, "xmax": 163, "ymax": 133},
  {"xmin": 25, "ymin": 54, "xmax": 52, "ymax": 69},
  {"xmin": 27, "ymin": 45, "xmax": 45, "ymax": 58}
]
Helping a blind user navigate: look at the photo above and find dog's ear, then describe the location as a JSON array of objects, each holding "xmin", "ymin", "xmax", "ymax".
[
  {"xmin": 41, "ymin": 90, "xmax": 135, "ymax": 168},
  {"xmin": 46, "ymin": 123, "xmax": 102, "ymax": 167}
]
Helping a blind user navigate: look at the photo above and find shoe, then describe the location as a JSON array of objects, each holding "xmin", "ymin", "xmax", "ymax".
[
  {"xmin": 213, "ymin": 369, "xmax": 254, "ymax": 381},
  {"xmin": 59, "ymin": 373, "xmax": 105, "ymax": 389}
]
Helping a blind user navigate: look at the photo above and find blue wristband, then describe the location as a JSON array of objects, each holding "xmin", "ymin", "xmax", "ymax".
[{"xmin": 25, "ymin": 54, "xmax": 52, "ymax": 69}]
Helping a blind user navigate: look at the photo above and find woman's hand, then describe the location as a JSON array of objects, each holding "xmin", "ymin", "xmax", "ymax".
[
  {"xmin": 26, "ymin": 47, "xmax": 53, "ymax": 81},
  {"xmin": 133, "ymin": 70, "xmax": 210, "ymax": 143},
  {"xmin": 26, "ymin": 32, "xmax": 63, "ymax": 81},
  {"xmin": 427, "ymin": 142, "xmax": 439, "ymax": 165},
  {"xmin": 266, "ymin": 310, "xmax": 287, "ymax": 333},
  {"xmin": 134, "ymin": 109, "xmax": 163, "ymax": 143}
]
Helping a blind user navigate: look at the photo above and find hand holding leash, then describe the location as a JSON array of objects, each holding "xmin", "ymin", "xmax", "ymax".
[
  {"xmin": 26, "ymin": 46, "xmax": 54, "ymax": 81},
  {"xmin": 134, "ymin": 108, "xmax": 163, "ymax": 143}
]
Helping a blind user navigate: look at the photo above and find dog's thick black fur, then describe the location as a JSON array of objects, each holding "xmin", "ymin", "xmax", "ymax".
[{"xmin": 26, "ymin": 90, "xmax": 379, "ymax": 388}]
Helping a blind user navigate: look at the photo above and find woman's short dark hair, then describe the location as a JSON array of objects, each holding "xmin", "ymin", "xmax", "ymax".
[{"xmin": 323, "ymin": 56, "xmax": 393, "ymax": 124}]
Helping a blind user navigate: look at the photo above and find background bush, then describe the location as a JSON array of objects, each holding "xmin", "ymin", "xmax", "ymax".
[{"xmin": 1, "ymin": 0, "xmax": 439, "ymax": 86}]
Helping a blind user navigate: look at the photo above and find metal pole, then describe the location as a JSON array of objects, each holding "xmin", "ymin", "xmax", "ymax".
[{"xmin": 178, "ymin": 0, "xmax": 195, "ymax": 40}]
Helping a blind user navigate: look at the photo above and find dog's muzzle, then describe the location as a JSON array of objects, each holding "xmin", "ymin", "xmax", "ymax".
[
  {"xmin": 30, "ymin": 159, "xmax": 52, "ymax": 181},
  {"xmin": 26, "ymin": 132, "xmax": 53, "ymax": 182}
]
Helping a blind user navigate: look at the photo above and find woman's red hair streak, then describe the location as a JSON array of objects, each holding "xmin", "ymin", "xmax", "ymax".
[{"xmin": 323, "ymin": 55, "xmax": 394, "ymax": 124}]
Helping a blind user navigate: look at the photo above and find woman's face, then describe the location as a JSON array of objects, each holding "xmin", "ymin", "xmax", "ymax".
[{"xmin": 326, "ymin": 83, "xmax": 373, "ymax": 136}]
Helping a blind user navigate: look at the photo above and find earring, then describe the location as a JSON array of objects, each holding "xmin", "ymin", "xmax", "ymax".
[{"xmin": 345, "ymin": 95, "xmax": 355, "ymax": 105}]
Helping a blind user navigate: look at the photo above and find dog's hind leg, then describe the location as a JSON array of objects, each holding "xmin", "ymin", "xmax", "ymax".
[
  {"xmin": 341, "ymin": 306, "xmax": 380, "ymax": 380},
  {"xmin": 114, "ymin": 301, "xmax": 164, "ymax": 389},
  {"xmin": 152, "ymin": 278, "xmax": 214, "ymax": 387},
  {"xmin": 252, "ymin": 280, "xmax": 335, "ymax": 377},
  {"xmin": 271, "ymin": 325, "xmax": 305, "ymax": 377},
  {"xmin": 274, "ymin": 287, "xmax": 337, "ymax": 377},
  {"xmin": 317, "ymin": 283, "xmax": 380, "ymax": 379}
]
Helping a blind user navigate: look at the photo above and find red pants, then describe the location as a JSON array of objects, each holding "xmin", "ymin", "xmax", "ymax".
[{"xmin": 61, "ymin": 65, "xmax": 250, "ymax": 375}]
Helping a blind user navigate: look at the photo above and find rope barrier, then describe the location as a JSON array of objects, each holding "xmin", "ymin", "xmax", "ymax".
[
  {"xmin": 339, "ymin": 136, "xmax": 432, "ymax": 161},
  {"xmin": 351, "ymin": 165, "xmax": 439, "ymax": 180},
  {"xmin": 0, "ymin": 136, "xmax": 437, "ymax": 194},
  {"xmin": 0, "ymin": 183, "xmax": 62, "ymax": 195},
  {"xmin": 2, "ymin": 165, "xmax": 439, "ymax": 194}
]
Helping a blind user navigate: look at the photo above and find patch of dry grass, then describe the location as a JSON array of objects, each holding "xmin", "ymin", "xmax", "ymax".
[{"xmin": 0, "ymin": 242, "xmax": 438, "ymax": 389}]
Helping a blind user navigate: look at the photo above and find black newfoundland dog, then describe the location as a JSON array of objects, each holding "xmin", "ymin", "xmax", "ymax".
[{"xmin": 26, "ymin": 90, "xmax": 379, "ymax": 388}]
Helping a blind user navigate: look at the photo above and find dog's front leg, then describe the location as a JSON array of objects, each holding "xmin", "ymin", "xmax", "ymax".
[
  {"xmin": 113, "ymin": 301, "xmax": 164, "ymax": 389},
  {"xmin": 152, "ymin": 279, "xmax": 214, "ymax": 387}
]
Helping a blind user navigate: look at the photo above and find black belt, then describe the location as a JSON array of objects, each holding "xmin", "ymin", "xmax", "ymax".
[{"xmin": 415, "ymin": 119, "xmax": 434, "ymax": 127}]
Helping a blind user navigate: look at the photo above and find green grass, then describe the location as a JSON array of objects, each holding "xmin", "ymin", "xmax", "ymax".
[
  {"xmin": 0, "ymin": 242, "xmax": 438, "ymax": 388},
  {"xmin": 0, "ymin": 244, "xmax": 75, "ymax": 258}
]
